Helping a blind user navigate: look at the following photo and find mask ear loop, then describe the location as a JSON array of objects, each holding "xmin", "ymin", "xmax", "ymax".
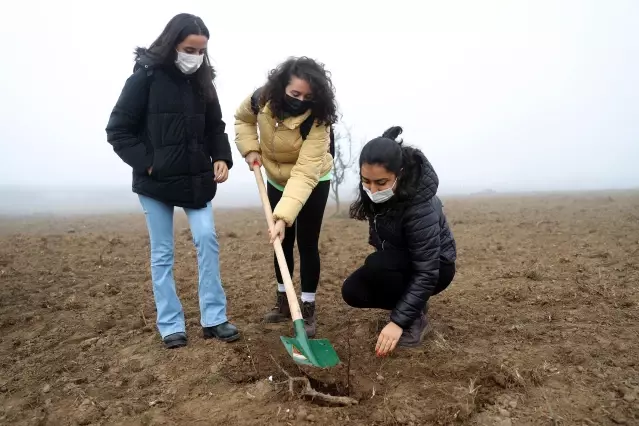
[{"xmin": 393, "ymin": 168, "xmax": 403, "ymax": 189}]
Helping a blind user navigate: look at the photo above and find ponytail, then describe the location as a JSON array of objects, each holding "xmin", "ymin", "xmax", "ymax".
[{"xmin": 381, "ymin": 126, "xmax": 403, "ymax": 144}]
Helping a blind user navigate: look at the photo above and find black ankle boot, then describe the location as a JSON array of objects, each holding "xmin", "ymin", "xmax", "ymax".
[
  {"xmin": 397, "ymin": 314, "xmax": 428, "ymax": 348},
  {"xmin": 301, "ymin": 301, "xmax": 317, "ymax": 338},
  {"xmin": 163, "ymin": 332, "xmax": 187, "ymax": 349},
  {"xmin": 202, "ymin": 321, "xmax": 240, "ymax": 342},
  {"xmin": 264, "ymin": 291, "xmax": 291, "ymax": 323}
]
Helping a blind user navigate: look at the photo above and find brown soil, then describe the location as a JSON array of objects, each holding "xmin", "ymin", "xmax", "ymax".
[{"xmin": 0, "ymin": 193, "xmax": 638, "ymax": 425}]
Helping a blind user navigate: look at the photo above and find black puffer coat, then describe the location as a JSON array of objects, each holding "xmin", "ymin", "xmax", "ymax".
[
  {"xmin": 105, "ymin": 48, "xmax": 233, "ymax": 209},
  {"xmin": 368, "ymin": 150, "xmax": 457, "ymax": 328}
]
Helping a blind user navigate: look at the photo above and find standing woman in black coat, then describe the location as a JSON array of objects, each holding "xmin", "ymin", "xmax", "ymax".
[
  {"xmin": 342, "ymin": 126, "xmax": 457, "ymax": 357},
  {"xmin": 105, "ymin": 13, "xmax": 239, "ymax": 349}
]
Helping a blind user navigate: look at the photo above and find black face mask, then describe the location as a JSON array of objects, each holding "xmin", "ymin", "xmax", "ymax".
[{"xmin": 283, "ymin": 94, "xmax": 312, "ymax": 116}]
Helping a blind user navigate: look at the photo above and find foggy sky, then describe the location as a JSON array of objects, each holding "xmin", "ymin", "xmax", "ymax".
[{"xmin": 1, "ymin": 0, "xmax": 637, "ymax": 212}]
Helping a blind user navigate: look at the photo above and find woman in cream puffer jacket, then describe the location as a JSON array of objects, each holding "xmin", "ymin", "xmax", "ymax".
[{"xmin": 234, "ymin": 56, "xmax": 337, "ymax": 338}]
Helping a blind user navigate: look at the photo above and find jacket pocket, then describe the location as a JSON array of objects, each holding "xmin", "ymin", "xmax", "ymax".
[{"xmin": 150, "ymin": 161, "xmax": 162, "ymax": 179}]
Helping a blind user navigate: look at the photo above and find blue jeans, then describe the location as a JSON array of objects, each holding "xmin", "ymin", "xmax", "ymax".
[{"xmin": 139, "ymin": 195, "xmax": 228, "ymax": 338}]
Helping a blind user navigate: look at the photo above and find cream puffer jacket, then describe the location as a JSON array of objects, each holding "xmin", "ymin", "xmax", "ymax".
[{"xmin": 234, "ymin": 94, "xmax": 333, "ymax": 225}]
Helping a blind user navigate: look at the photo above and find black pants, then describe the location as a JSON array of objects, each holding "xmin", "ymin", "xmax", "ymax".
[
  {"xmin": 342, "ymin": 250, "xmax": 455, "ymax": 310},
  {"xmin": 267, "ymin": 180, "xmax": 330, "ymax": 293}
]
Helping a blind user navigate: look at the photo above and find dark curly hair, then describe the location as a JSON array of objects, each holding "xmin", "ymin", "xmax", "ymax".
[
  {"xmin": 349, "ymin": 126, "xmax": 428, "ymax": 221},
  {"xmin": 258, "ymin": 56, "xmax": 338, "ymax": 125}
]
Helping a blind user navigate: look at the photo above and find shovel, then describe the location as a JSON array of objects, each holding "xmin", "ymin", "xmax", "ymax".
[{"xmin": 251, "ymin": 162, "xmax": 340, "ymax": 368}]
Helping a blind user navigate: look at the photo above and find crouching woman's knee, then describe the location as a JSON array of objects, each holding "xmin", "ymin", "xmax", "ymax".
[{"xmin": 341, "ymin": 271, "xmax": 367, "ymax": 308}]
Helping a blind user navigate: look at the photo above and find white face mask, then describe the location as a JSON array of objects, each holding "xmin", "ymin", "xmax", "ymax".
[
  {"xmin": 175, "ymin": 51, "xmax": 204, "ymax": 75},
  {"xmin": 363, "ymin": 179, "xmax": 397, "ymax": 204}
]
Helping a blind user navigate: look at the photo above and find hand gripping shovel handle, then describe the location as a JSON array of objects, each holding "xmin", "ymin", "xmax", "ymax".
[{"xmin": 252, "ymin": 163, "xmax": 303, "ymax": 322}]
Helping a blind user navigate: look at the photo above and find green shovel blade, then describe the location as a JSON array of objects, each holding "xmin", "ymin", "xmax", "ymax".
[{"xmin": 280, "ymin": 319, "xmax": 340, "ymax": 368}]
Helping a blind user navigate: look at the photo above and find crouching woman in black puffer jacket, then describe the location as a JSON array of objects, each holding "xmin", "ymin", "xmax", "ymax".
[{"xmin": 342, "ymin": 126, "xmax": 457, "ymax": 357}]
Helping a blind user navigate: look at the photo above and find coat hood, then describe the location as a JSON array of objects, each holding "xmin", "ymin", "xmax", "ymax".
[
  {"xmin": 133, "ymin": 47, "xmax": 154, "ymax": 73},
  {"xmin": 411, "ymin": 148, "xmax": 439, "ymax": 203},
  {"xmin": 132, "ymin": 46, "xmax": 216, "ymax": 80}
]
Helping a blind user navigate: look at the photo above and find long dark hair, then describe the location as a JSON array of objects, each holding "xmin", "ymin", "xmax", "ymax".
[
  {"xmin": 258, "ymin": 56, "xmax": 338, "ymax": 125},
  {"xmin": 349, "ymin": 126, "xmax": 427, "ymax": 221},
  {"xmin": 135, "ymin": 13, "xmax": 216, "ymax": 101}
]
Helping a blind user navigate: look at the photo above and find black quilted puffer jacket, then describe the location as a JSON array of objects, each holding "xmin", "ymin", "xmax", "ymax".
[
  {"xmin": 367, "ymin": 150, "xmax": 457, "ymax": 328},
  {"xmin": 105, "ymin": 48, "xmax": 233, "ymax": 209}
]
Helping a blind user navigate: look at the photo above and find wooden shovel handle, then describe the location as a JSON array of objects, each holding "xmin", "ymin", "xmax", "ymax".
[{"xmin": 252, "ymin": 163, "xmax": 303, "ymax": 321}]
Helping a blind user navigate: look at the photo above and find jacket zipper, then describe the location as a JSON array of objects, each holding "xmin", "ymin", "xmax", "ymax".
[
  {"xmin": 273, "ymin": 120, "xmax": 281, "ymax": 179},
  {"xmin": 373, "ymin": 213, "xmax": 386, "ymax": 251}
]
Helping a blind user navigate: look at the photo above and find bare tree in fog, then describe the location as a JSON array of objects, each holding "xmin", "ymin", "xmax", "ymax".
[{"xmin": 330, "ymin": 124, "xmax": 357, "ymax": 214}]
